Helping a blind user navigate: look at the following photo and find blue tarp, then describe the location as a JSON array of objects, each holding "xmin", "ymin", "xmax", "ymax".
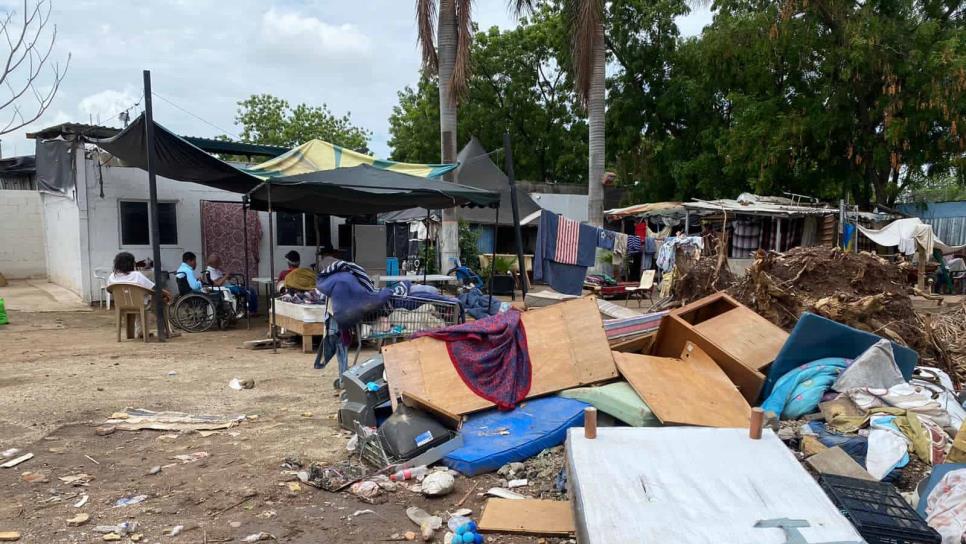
[{"xmin": 443, "ymin": 396, "xmax": 590, "ymax": 476}]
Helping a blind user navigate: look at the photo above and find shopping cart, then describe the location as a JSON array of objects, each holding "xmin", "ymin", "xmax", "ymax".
[{"xmin": 351, "ymin": 294, "xmax": 463, "ymax": 364}]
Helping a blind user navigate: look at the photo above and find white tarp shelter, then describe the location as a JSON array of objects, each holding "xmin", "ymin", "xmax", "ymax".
[{"xmin": 857, "ymin": 217, "xmax": 966, "ymax": 256}]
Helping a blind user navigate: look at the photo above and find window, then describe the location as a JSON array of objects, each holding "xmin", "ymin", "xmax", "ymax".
[
  {"xmin": 119, "ymin": 201, "xmax": 178, "ymax": 246},
  {"xmin": 276, "ymin": 212, "xmax": 332, "ymax": 247}
]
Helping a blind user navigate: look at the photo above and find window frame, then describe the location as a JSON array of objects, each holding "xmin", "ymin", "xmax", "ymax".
[{"xmin": 117, "ymin": 199, "xmax": 180, "ymax": 249}]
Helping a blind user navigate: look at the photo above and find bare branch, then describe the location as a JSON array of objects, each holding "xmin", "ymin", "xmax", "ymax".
[
  {"xmin": 416, "ymin": 0, "xmax": 438, "ymax": 74},
  {"xmin": 0, "ymin": 0, "xmax": 69, "ymax": 135}
]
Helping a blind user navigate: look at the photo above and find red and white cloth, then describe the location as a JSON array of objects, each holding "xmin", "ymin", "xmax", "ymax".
[{"xmin": 555, "ymin": 216, "xmax": 581, "ymax": 265}]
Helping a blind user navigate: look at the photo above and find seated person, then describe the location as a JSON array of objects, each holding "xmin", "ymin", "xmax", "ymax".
[
  {"xmin": 279, "ymin": 250, "xmax": 301, "ymax": 282},
  {"xmin": 176, "ymin": 251, "xmax": 203, "ymax": 293},
  {"xmin": 107, "ymin": 251, "xmax": 176, "ymax": 337},
  {"xmin": 205, "ymin": 254, "xmax": 258, "ymax": 315}
]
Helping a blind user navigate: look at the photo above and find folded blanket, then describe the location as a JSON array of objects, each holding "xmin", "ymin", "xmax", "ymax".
[{"xmin": 415, "ymin": 310, "xmax": 530, "ymax": 410}]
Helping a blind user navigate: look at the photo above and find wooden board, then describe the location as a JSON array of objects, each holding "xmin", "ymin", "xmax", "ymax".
[
  {"xmin": 652, "ymin": 314, "xmax": 766, "ymax": 402},
  {"xmin": 615, "ymin": 342, "xmax": 751, "ymax": 428},
  {"xmin": 478, "ymin": 499, "xmax": 575, "ymax": 537},
  {"xmin": 692, "ymin": 309, "xmax": 787, "ymax": 371},
  {"xmin": 805, "ymin": 446, "xmax": 875, "ymax": 481},
  {"xmin": 382, "ymin": 297, "xmax": 617, "ymax": 415},
  {"xmin": 270, "ymin": 312, "xmax": 327, "ymax": 353},
  {"xmin": 566, "ymin": 428, "xmax": 864, "ymax": 544},
  {"xmin": 400, "ymin": 391, "xmax": 463, "ymax": 430}
]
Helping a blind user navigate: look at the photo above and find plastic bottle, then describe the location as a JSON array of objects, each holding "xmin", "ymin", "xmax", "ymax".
[{"xmin": 389, "ymin": 465, "xmax": 428, "ymax": 482}]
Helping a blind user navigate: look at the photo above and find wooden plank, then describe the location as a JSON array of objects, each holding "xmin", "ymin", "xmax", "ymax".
[
  {"xmin": 692, "ymin": 309, "xmax": 787, "ymax": 372},
  {"xmin": 805, "ymin": 446, "xmax": 875, "ymax": 481},
  {"xmin": 400, "ymin": 391, "xmax": 463, "ymax": 430},
  {"xmin": 478, "ymin": 499, "xmax": 575, "ymax": 537},
  {"xmin": 609, "ymin": 331, "xmax": 656, "ymax": 354},
  {"xmin": 652, "ymin": 314, "xmax": 765, "ymax": 403},
  {"xmin": 383, "ymin": 297, "xmax": 617, "ymax": 414},
  {"xmin": 566, "ymin": 428, "xmax": 864, "ymax": 544},
  {"xmin": 615, "ymin": 342, "xmax": 751, "ymax": 428},
  {"xmin": 270, "ymin": 312, "xmax": 327, "ymax": 336}
]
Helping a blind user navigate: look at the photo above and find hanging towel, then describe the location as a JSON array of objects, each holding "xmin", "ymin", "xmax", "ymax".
[
  {"xmin": 414, "ymin": 310, "xmax": 531, "ymax": 410},
  {"xmin": 597, "ymin": 229, "xmax": 616, "ymax": 250},
  {"xmin": 556, "ymin": 216, "xmax": 581, "ymax": 265},
  {"xmin": 627, "ymin": 236, "xmax": 642, "ymax": 254},
  {"xmin": 534, "ymin": 211, "xmax": 596, "ymax": 295}
]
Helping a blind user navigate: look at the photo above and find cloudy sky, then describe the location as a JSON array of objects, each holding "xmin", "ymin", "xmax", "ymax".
[{"xmin": 0, "ymin": 0, "xmax": 712, "ymax": 159}]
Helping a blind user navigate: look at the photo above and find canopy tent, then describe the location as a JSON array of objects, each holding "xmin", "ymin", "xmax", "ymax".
[{"xmin": 90, "ymin": 114, "xmax": 498, "ymax": 214}]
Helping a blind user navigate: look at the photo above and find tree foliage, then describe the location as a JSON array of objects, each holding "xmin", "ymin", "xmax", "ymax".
[
  {"xmin": 389, "ymin": 13, "xmax": 588, "ymax": 183},
  {"xmin": 233, "ymin": 94, "xmax": 371, "ymax": 151}
]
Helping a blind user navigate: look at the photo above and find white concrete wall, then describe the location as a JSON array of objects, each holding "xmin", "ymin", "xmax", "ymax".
[
  {"xmin": 530, "ymin": 192, "xmax": 589, "ymax": 223},
  {"xmin": 74, "ymin": 152, "xmax": 341, "ymax": 301},
  {"xmin": 41, "ymin": 192, "xmax": 82, "ymax": 293},
  {"xmin": 0, "ymin": 191, "xmax": 47, "ymax": 278}
]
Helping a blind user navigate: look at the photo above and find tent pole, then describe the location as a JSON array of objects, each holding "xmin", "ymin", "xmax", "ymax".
[
  {"xmin": 488, "ymin": 206, "xmax": 500, "ymax": 312},
  {"xmin": 503, "ymin": 133, "xmax": 527, "ymax": 297},
  {"xmin": 268, "ymin": 183, "xmax": 277, "ymax": 354},
  {"xmin": 243, "ymin": 196, "xmax": 250, "ymax": 330},
  {"xmin": 423, "ymin": 209, "xmax": 430, "ymax": 284},
  {"xmin": 142, "ymin": 70, "xmax": 165, "ymax": 342}
]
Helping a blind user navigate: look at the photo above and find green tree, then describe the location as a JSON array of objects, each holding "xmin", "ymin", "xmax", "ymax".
[
  {"xmin": 233, "ymin": 94, "xmax": 371, "ymax": 151},
  {"xmin": 390, "ymin": 15, "xmax": 588, "ymax": 183}
]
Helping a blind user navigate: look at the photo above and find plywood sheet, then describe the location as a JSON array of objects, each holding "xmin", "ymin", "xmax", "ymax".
[
  {"xmin": 615, "ymin": 342, "xmax": 751, "ymax": 428},
  {"xmin": 566, "ymin": 428, "xmax": 864, "ymax": 544},
  {"xmin": 383, "ymin": 297, "xmax": 617, "ymax": 415},
  {"xmin": 652, "ymin": 315, "xmax": 765, "ymax": 402},
  {"xmin": 692, "ymin": 309, "xmax": 787, "ymax": 371},
  {"xmin": 805, "ymin": 447, "xmax": 875, "ymax": 481},
  {"xmin": 478, "ymin": 499, "xmax": 575, "ymax": 536}
]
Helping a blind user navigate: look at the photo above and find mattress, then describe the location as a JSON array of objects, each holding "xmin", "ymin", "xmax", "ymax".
[
  {"xmin": 442, "ymin": 396, "xmax": 590, "ymax": 476},
  {"xmin": 271, "ymin": 298, "xmax": 328, "ymax": 323}
]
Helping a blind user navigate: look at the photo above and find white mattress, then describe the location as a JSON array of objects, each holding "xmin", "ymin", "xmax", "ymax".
[{"xmin": 271, "ymin": 299, "xmax": 328, "ymax": 323}]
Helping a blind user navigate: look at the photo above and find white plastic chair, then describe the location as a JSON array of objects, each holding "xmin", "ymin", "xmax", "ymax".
[{"xmin": 93, "ymin": 267, "xmax": 112, "ymax": 310}]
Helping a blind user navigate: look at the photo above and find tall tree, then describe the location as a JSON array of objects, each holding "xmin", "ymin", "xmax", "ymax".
[
  {"xmin": 233, "ymin": 93, "xmax": 371, "ymax": 151},
  {"xmin": 0, "ymin": 0, "xmax": 69, "ymax": 135}
]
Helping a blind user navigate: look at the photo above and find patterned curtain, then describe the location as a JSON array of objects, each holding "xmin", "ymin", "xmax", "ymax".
[{"xmin": 201, "ymin": 201, "xmax": 261, "ymax": 281}]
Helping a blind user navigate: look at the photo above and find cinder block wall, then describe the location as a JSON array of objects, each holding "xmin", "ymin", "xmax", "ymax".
[{"xmin": 0, "ymin": 190, "xmax": 47, "ymax": 278}]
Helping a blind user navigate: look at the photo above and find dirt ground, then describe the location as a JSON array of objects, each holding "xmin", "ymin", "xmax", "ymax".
[{"xmin": 0, "ymin": 308, "xmax": 558, "ymax": 543}]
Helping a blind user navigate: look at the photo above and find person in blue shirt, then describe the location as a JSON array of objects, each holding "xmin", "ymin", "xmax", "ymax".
[{"xmin": 176, "ymin": 251, "xmax": 203, "ymax": 292}]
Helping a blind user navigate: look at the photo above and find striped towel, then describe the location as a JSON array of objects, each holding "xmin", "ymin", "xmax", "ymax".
[
  {"xmin": 555, "ymin": 216, "xmax": 581, "ymax": 265},
  {"xmin": 627, "ymin": 235, "xmax": 642, "ymax": 254}
]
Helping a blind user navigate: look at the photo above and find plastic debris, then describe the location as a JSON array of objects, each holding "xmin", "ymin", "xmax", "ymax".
[
  {"xmin": 172, "ymin": 451, "xmax": 209, "ymax": 463},
  {"xmin": 229, "ymin": 377, "xmax": 255, "ymax": 390},
  {"xmin": 66, "ymin": 513, "xmax": 90, "ymax": 526},
  {"xmin": 0, "ymin": 533, "xmax": 20, "ymax": 542},
  {"xmin": 165, "ymin": 526, "xmax": 183, "ymax": 537},
  {"xmin": 507, "ymin": 479, "xmax": 528, "ymax": 489},
  {"xmin": 421, "ymin": 471, "xmax": 455, "ymax": 497},
  {"xmin": 350, "ymin": 480, "xmax": 381, "ymax": 500},
  {"xmin": 73, "ymin": 494, "xmax": 89, "ymax": 508},
  {"xmin": 1, "ymin": 449, "xmax": 20, "ymax": 459},
  {"xmin": 113, "ymin": 495, "xmax": 148, "ymax": 508},
  {"xmin": 0, "ymin": 452, "xmax": 33, "ymax": 468},
  {"xmin": 484, "ymin": 487, "xmax": 525, "ymax": 500},
  {"xmin": 407, "ymin": 506, "xmax": 442, "ymax": 541},
  {"xmin": 242, "ymin": 533, "xmax": 275, "ymax": 542}
]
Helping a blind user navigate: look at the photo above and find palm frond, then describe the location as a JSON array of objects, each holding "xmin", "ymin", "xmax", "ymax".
[
  {"xmin": 448, "ymin": 0, "xmax": 473, "ymax": 104},
  {"xmin": 416, "ymin": 0, "xmax": 438, "ymax": 74},
  {"xmin": 508, "ymin": 0, "xmax": 535, "ymax": 16},
  {"xmin": 569, "ymin": 0, "xmax": 604, "ymax": 105}
]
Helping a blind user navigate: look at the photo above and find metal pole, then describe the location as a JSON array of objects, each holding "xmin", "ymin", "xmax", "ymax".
[
  {"xmin": 488, "ymin": 206, "xmax": 500, "ymax": 312},
  {"xmin": 242, "ymin": 196, "xmax": 250, "ymax": 330},
  {"xmin": 142, "ymin": 70, "xmax": 165, "ymax": 341},
  {"xmin": 503, "ymin": 133, "xmax": 528, "ymax": 297},
  {"xmin": 267, "ymin": 184, "xmax": 277, "ymax": 353},
  {"xmin": 423, "ymin": 209, "xmax": 430, "ymax": 283}
]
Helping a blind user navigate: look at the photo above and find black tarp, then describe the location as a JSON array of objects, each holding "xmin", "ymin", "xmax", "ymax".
[
  {"xmin": 35, "ymin": 139, "xmax": 74, "ymax": 194},
  {"xmin": 89, "ymin": 114, "xmax": 500, "ymax": 215}
]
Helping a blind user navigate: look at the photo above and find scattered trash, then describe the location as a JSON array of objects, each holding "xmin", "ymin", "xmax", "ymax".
[
  {"xmin": 59, "ymin": 473, "xmax": 94, "ymax": 486},
  {"xmin": 497, "ymin": 462, "xmax": 525, "ymax": 479},
  {"xmin": 507, "ymin": 479, "xmax": 528, "ymax": 489},
  {"xmin": 20, "ymin": 471, "xmax": 48, "ymax": 483},
  {"xmin": 390, "ymin": 466, "xmax": 428, "ymax": 482},
  {"xmin": 351, "ymin": 509, "xmax": 375, "ymax": 518},
  {"xmin": 167, "ymin": 371, "xmax": 177, "ymax": 377},
  {"xmin": 407, "ymin": 506, "xmax": 442, "ymax": 540},
  {"xmin": 421, "ymin": 471, "xmax": 455, "ymax": 497},
  {"xmin": 241, "ymin": 532, "xmax": 276, "ymax": 542},
  {"xmin": 448, "ymin": 516, "xmax": 485, "ymax": 544},
  {"xmin": 147, "ymin": 466, "xmax": 161, "ymax": 475},
  {"xmin": 286, "ymin": 481, "xmax": 301, "ymax": 494},
  {"xmin": 94, "ymin": 522, "xmax": 138, "ymax": 538},
  {"xmin": 104, "ymin": 408, "xmax": 244, "ymax": 432},
  {"xmin": 301, "ymin": 412, "xmax": 313, "ymax": 418},
  {"xmin": 0, "ymin": 532, "xmax": 20, "ymax": 542},
  {"xmin": 102, "ymin": 534, "xmax": 121, "ymax": 542},
  {"xmin": 485, "ymin": 488, "xmax": 526, "ymax": 500},
  {"xmin": 113, "ymin": 495, "xmax": 148, "ymax": 508},
  {"xmin": 73, "ymin": 494, "xmax": 89, "ymax": 508},
  {"xmin": 0, "ymin": 449, "xmax": 19, "ymax": 459},
  {"xmin": 66, "ymin": 513, "xmax": 90, "ymax": 526},
  {"xmin": 165, "ymin": 526, "xmax": 183, "ymax": 537},
  {"xmin": 172, "ymin": 451, "xmax": 209, "ymax": 463},
  {"xmin": 349, "ymin": 480, "xmax": 381, "ymax": 501},
  {"xmin": 0, "ymin": 452, "xmax": 33, "ymax": 468},
  {"xmin": 229, "ymin": 377, "xmax": 255, "ymax": 390},
  {"xmin": 346, "ymin": 434, "xmax": 359, "ymax": 452},
  {"xmin": 404, "ymin": 531, "xmax": 417, "ymax": 541},
  {"xmin": 129, "ymin": 534, "xmax": 142, "ymax": 542},
  {"xmin": 95, "ymin": 425, "xmax": 116, "ymax": 436},
  {"xmin": 450, "ymin": 508, "xmax": 473, "ymax": 517}
]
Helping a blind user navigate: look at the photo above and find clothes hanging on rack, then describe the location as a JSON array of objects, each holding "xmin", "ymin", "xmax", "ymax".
[
  {"xmin": 534, "ymin": 210, "xmax": 597, "ymax": 295},
  {"xmin": 656, "ymin": 235, "xmax": 705, "ymax": 273}
]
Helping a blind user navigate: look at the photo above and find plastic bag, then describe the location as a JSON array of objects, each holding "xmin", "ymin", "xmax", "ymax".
[{"xmin": 0, "ymin": 297, "xmax": 8, "ymax": 325}]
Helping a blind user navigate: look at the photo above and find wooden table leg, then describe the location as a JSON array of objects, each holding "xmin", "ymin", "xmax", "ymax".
[{"xmin": 302, "ymin": 334, "xmax": 314, "ymax": 353}]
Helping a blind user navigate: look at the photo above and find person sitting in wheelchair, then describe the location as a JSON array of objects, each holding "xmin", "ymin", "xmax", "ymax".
[
  {"xmin": 172, "ymin": 251, "xmax": 242, "ymax": 332},
  {"xmin": 204, "ymin": 253, "xmax": 251, "ymax": 319}
]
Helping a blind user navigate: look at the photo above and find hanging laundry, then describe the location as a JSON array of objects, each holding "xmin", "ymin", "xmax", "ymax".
[
  {"xmin": 534, "ymin": 211, "xmax": 597, "ymax": 295},
  {"xmin": 730, "ymin": 219, "xmax": 762, "ymax": 259},
  {"xmin": 634, "ymin": 222, "xmax": 648, "ymax": 240},
  {"xmin": 656, "ymin": 235, "xmax": 705, "ymax": 273},
  {"xmin": 555, "ymin": 216, "xmax": 582, "ymax": 265},
  {"xmin": 627, "ymin": 236, "xmax": 642, "ymax": 254},
  {"xmin": 597, "ymin": 229, "xmax": 616, "ymax": 250}
]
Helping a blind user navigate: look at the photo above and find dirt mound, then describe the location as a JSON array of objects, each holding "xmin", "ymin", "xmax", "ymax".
[{"xmin": 672, "ymin": 256, "xmax": 735, "ymax": 304}]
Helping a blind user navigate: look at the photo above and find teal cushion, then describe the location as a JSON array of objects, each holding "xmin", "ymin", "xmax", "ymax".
[{"xmin": 560, "ymin": 382, "xmax": 661, "ymax": 427}]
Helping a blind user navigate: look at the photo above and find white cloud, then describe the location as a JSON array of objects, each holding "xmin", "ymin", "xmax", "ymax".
[
  {"xmin": 257, "ymin": 8, "xmax": 371, "ymax": 58},
  {"xmin": 77, "ymin": 89, "xmax": 140, "ymax": 127}
]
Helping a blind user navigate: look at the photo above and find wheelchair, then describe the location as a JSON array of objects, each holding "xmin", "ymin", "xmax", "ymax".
[{"xmin": 170, "ymin": 273, "xmax": 247, "ymax": 333}]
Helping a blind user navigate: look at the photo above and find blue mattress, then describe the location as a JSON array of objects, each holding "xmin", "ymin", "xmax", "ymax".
[
  {"xmin": 443, "ymin": 396, "xmax": 590, "ymax": 476},
  {"xmin": 762, "ymin": 312, "xmax": 918, "ymax": 400}
]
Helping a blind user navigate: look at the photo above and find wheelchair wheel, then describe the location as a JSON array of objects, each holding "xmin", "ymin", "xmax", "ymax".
[{"xmin": 172, "ymin": 294, "xmax": 216, "ymax": 333}]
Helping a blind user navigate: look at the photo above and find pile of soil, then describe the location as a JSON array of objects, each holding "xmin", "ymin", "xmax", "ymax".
[{"xmin": 672, "ymin": 256, "xmax": 735, "ymax": 304}]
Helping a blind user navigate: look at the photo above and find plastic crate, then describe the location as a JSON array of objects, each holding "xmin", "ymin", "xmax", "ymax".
[{"xmin": 819, "ymin": 474, "xmax": 940, "ymax": 544}]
